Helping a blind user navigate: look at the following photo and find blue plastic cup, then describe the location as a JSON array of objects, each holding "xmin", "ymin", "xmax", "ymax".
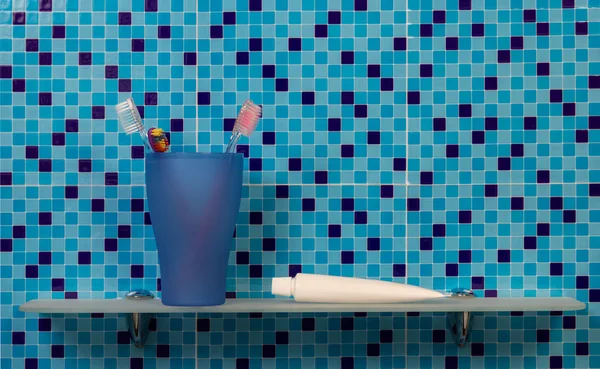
[{"xmin": 145, "ymin": 152, "xmax": 243, "ymax": 306}]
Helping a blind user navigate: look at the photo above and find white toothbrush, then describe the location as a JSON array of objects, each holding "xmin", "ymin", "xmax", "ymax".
[{"xmin": 115, "ymin": 98, "xmax": 170, "ymax": 153}]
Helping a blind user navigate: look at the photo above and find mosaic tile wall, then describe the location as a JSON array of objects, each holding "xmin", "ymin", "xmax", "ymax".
[{"xmin": 1, "ymin": 0, "xmax": 599, "ymax": 368}]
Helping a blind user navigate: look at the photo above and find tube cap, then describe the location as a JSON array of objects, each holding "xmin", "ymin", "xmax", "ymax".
[{"xmin": 271, "ymin": 277, "xmax": 293, "ymax": 297}]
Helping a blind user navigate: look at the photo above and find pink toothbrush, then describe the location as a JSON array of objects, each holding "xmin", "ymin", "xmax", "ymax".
[{"xmin": 225, "ymin": 100, "xmax": 262, "ymax": 153}]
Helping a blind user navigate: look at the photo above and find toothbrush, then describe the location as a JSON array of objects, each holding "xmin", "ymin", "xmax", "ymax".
[
  {"xmin": 225, "ymin": 99, "xmax": 262, "ymax": 153},
  {"xmin": 115, "ymin": 98, "xmax": 170, "ymax": 153}
]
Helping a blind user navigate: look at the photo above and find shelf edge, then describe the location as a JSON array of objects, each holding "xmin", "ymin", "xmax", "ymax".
[{"xmin": 19, "ymin": 297, "xmax": 586, "ymax": 314}]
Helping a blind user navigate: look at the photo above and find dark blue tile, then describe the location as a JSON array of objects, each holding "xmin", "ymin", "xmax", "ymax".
[
  {"xmin": 145, "ymin": 0, "xmax": 158, "ymax": 11},
  {"xmin": 39, "ymin": 252, "xmax": 51, "ymax": 264},
  {"xmin": 563, "ymin": 316, "xmax": 575, "ymax": 329},
  {"xmin": 433, "ymin": 118, "xmax": 446, "ymax": 131},
  {"xmin": 156, "ymin": 345, "xmax": 169, "ymax": 358},
  {"xmin": 366, "ymin": 343, "xmax": 380, "ymax": 356},
  {"xmin": 223, "ymin": 12, "xmax": 236, "ymax": 24},
  {"xmin": 275, "ymin": 331, "xmax": 289, "ymax": 344},
  {"xmin": 341, "ymin": 51, "xmax": 354, "ymax": 64},
  {"xmin": 576, "ymin": 276, "xmax": 589, "ymax": 289},
  {"xmin": 262, "ymin": 345, "xmax": 276, "ymax": 358},
  {"xmin": 51, "ymin": 278, "xmax": 64, "ymax": 291},
  {"xmin": 472, "ymin": 23, "xmax": 484, "ymax": 36},
  {"xmin": 393, "ymin": 158, "xmax": 406, "ymax": 171},
  {"xmin": 537, "ymin": 330, "xmax": 550, "ymax": 342},
  {"xmin": 236, "ymin": 52, "xmax": 249, "ymax": 65},
  {"xmin": 157, "ymin": 25, "xmax": 170, "ymax": 38},
  {"xmin": 393, "ymin": 263, "xmax": 406, "ymax": 277},
  {"xmin": 380, "ymin": 185, "xmax": 393, "ymax": 198},
  {"xmin": 407, "ymin": 198, "xmax": 420, "ymax": 211},
  {"xmin": 328, "ymin": 11, "xmax": 341, "ymax": 24},
  {"xmin": 131, "ymin": 265, "xmax": 144, "ymax": 278},
  {"xmin": 341, "ymin": 357, "xmax": 354, "ymax": 369},
  {"xmin": 236, "ymin": 358, "xmax": 250, "ymax": 369},
  {"xmin": 524, "ymin": 236, "xmax": 537, "ymax": 249},
  {"xmin": 262, "ymin": 65, "xmax": 275, "ymax": 78},
  {"xmin": 433, "ymin": 224, "xmax": 445, "ymax": 237},
  {"xmin": 341, "ymin": 91, "xmax": 354, "ymax": 104},
  {"xmin": 276, "ymin": 185, "xmax": 289, "ymax": 198},
  {"xmin": 249, "ymin": 212, "xmax": 263, "ymax": 225},
  {"xmin": 302, "ymin": 198, "xmax": 315, "ymax": 211},
  {"xmin": 498, "ymin": 250, "xmax": 511, "ymax": 263},
  {"xmin": 576, "ymin": 343, "xmax": 589, "ymax": 355},
  {"xmin": 576, "ymin": 22, "xmax": 588, "ymax": 35},
  {"xmin": 354, "ymin": 0, "xmax": 367, "ymax": 11},
  {"xmin": 197, "ymin": 318, "xmax": 210, "ymax": 332},
  {"xmin": 289, "ymin": 264, "xmax": 301, "ymax": 277},
  {"xmin": 12, "ymin": 332, "xmax": 25, "ymax": 345},
  {"xmin": 315, "ymin": 24, "xmax": 328, "ymax": 37},
  {"xmin": 210, "ymin": 25, "xmax": 223, "ymax": 38},
  {"xmin": 38, "ymin": 318, "xmax": 51, "ymax": 331},
  {"xmin": 118, "ymin": 12, "xmax": 132, "ymax": 25},
  {"xmin": 472, "ymin": 276, "xmax": 484, "ymax": 289},
  {"xmin": 471, "ymin": 343, "xmax": 485, "ymax": 356},
  {"xmin": 537, "ymin": 23, "xmax": 550, "ymax": 36},
  {"xmin": 446, "ymin": 37, "xmax": 459, "ymax": 50},
  {"xmin": 420, "ymin": 237, "xmax": 433, "ymax": 251},
  {"xmin": 342, "ymin": 198, "xmax": 354, "ymax": 211},
  {"xmin": 288, "ymin": 38, "xmax": 302, "ymax": 51},
  {"xmin": 315, "ymin": 171, "xmax": 328, "ymax": 184},
  {"xmin": 302, "ymin": 91, "xmax": 315, "ymax": 105},
  {"xmin": 288, "ymin": 158, "xmax": 302, "ymax": 171},
  {"xmin": 25, "ymin": 359, "xmax": 38, "ymax": 369},
  {"xmin": 367, "ymin": 238, "xmax": 380, "ymax": 251},
  {"xmin": 459, "ymin": 250, "xmax": 471, "ymax": 263},
  {"xmin": 78, "ymin": 251, "xmax": 91, "ymax": 265},
  {"xmin": 341, "ymin": 144, "xmax": 354, "ymax": 157},
  {"xmin": 52, "ymin": 26, "xmax": 65, "ymax": 38},
  {"xmin": 354, "ymin": 211, "xmax": 367, "ymax": 224},
  {"xmin": 523, "ymin": 9, "xmax": 536, "ymax": 22},
  {"xmin": 249, "ymin": 0, "xmax": 262, "ymax": 11},
  {"xmin": 341, "ymin": 251, "xmax": 354, "ymax": 264},
  {"xmin": 13, "ymin": 12, "xmax": 25, "ymax": 25},
  {"xmin": 432, "ymin": 329, "xmax": 446, "ymax": 343},
  {"xmin": 459, "ymin": 0, "xmax": 471, "ymax": 10},
  {"xmin": 0, "ymin": 239, "xmax": 12, "ymax": 252},
  {"xmin": 328, "ymin": 224, "xmax": 341, "ymax": 238},
  {"xmin": 446, "ymin": 264, "xmax": 458, "ymax": 276},
  {"xmin": 51, "ymin": 345, "xmax": 64, "ymax": 358},
  {"xmin": 537, "ymin": 62, "xmax": 550, "ymax": 76},
  {"xmin": 340, "ymin": 317, "xmax": 354, "ymax": 330},
  {"xmin": 433, "ymin": 10, "xmax": 445, "ymax": 23}
]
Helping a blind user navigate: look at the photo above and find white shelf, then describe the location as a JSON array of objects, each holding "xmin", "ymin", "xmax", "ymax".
[
  {"xmin": 21, "ymin": 296, "xmax": 584, "ymax": 348},
  {"xmin": 20, "ymin": 297, "xmax": 585, "ymax": 314}
]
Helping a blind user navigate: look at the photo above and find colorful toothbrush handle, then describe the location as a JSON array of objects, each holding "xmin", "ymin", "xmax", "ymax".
[
  {"xmin": 148, "ymin": 128, "xmax": 170, "ymax": 152},
  {"xmin": 225, "ymin": 132, "xmax": 242, "ymax": 153}
]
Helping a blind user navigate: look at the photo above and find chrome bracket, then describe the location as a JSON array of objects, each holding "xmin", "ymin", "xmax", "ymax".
[
  {"xmin": 447, "ymin": 288, "xmax": 475, "ymax": 347},
  {"xmin": 125, "ymin": 290, "xmax": 155, "ymax": 348}
]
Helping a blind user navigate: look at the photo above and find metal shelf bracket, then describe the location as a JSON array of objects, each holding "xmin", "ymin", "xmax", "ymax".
[
  {"xmin": 447, "ymin": 288, "xmax": 475, "ymax": 347},
  {"xmin": 125, "ymin": 290, "xmax": 155, "ymax": 348}
]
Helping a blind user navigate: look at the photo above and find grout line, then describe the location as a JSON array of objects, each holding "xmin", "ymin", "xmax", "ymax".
[
  {"xmin": 3, "ymin": 182, "xmax": 596, "ymax": 187},
  {"xmin": 195, "ymin": 0, "xmax": 199, "ymax": 365},
  {"xmin": 404, "ymin": 1, "xmax": 409, "ymax": 362},
  {"xmin": 195, "ymin": 11, "xmax": 199, "ymax": 155}
]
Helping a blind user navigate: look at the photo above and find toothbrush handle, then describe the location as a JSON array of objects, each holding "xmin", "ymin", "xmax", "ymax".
[
  {"xmin": 139, "ymin": 129, "xmax": 154, "ymax": 153},
  {"xmin": 225, "ymin": 132, "xmax": 242, "ymax": 153}
]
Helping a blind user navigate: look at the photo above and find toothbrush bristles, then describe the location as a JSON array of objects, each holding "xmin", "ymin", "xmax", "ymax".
[
  {"xmin": 115, "ymin": 98, "xmax": 144, "ymax": 135},
  {"xmin": 233, "ymin": 100, "xmax": 262, "ymax": 137}
]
